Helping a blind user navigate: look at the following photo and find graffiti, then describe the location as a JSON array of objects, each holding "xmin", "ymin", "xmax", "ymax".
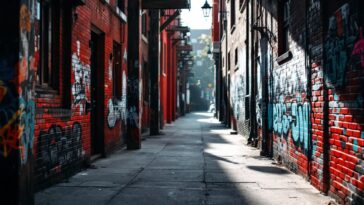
[
  {"xmin": 352, "ymin": 28, "xmax": 364, "ymax": 69},
  {"xmin": 0, "ymin": 3, "xmax": 37, "ymax": 164},
  {"xmin": 107, "ymin": 99, "xmax": 125, "ymax": 128},
  {"xmin": 38, "ymin": 123, "xmax": 82, "ymax": 176},
  {"xmin": 19, "ymin": 98, "xmax": 35, "ymax": 163},
  {"xmin": 20, "ymin": 4, "xmax": 31, "ymax": 33},
  {"xmin": 0, "ymin": 81, "xmax": 22, "ymax": 159},
  {"xmin": 230, "ymin": 48, "xmax": 246, "ymax": 121},
  {"xmin": 256, "ymin": 99, "xmax": 262, "ymax": 127},
  {"xmin": 230, "ymin": 73, "xmax": 244, "ymax": 120},
  {"xmin": 256, "ymin": 50, "xmax": 263, "ymax": 127},
  {"xmin": 127, "ymin": 106, "xmax": 139, "ymax": 128},
  {"xmin": 72, "ymin": 41, "xmax": 91, "ymax": 114},
  {"xmin": 324, "ymin": 3, "xmax": 359, "ymax": 87},
  {"xmin": 272, "ymin": 96, "xmax": 310, "ymax": 153},
  {"xmin": 273, "ymin": 68, "xmax": 306, "ymax": 96},
  {"xmin": 309, "ymin": 0, "xmax": 320, "ymax": 11},
  {"xmin": 107, "ymin": 71, "xmax": 127, "ymax": 128}
]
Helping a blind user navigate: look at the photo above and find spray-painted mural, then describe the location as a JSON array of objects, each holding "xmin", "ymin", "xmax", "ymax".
[
  {"xmin": 107, "ymin": 71, "xmax": 127, "ymax": 128},
  {"xmin": 230, "ymin": 48, "xmax": 246, "ymax": 121},
  {"xmin": 72, "ymin": 41, "xmax": 91, "ymax": 115},
  {"xmin": 37, "ymin": 123, "xmax": 82, "ymax": 177},
  {"xmin": 272, "ymin": 96, "xmax": 310, "ymax": 153},
  {"xmin": 270, "ymin": 44, "xmax": 311, "ymax": 156},
  {"xmin": 323, "ymin": 3, "xmax": 364, "ymax": 204},
  {"xmin": 324, "ymin": 3, "xmax": 360, "ymax": 87},
  {"xmin": 0, "ymin": 3, "xmax": 37, "ymax": 165}
]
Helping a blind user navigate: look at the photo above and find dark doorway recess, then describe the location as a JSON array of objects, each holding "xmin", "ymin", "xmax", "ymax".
[{"xmin": 90, "ymin": 28, "xmax": 105, "ymax": 156}]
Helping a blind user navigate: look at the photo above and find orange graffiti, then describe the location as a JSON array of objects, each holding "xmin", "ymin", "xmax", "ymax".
[
  {"xmin": 20, "ymin": 4, "xmax": 31, "ymax": 33},
  {"xmin": 0, "ymin": 110, "xmax": 22, "ymax": 158},
  {"xmin": 19, "ymin": 58, "xmax": 28, "ymax": 84}
]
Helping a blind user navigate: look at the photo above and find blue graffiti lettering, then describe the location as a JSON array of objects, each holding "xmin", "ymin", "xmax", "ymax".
[{"xmin": 272, "ymin": 99, "xmax": 311, "ymax": 154}]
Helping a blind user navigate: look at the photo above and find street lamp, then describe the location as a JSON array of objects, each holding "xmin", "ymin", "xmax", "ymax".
[{"xmin": 201, "ymin": 0, "xmax": 212, "ymax": 18}]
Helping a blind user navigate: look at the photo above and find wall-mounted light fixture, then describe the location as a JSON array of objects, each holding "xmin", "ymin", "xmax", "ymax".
[{"xmin": 201, "ymin": 0, "xmax": 212, "ymax": 18}]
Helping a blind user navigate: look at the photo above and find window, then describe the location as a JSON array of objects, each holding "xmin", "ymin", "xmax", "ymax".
[
  {"xmin": 117, "ymin": 0, "xmax": 125, "ymax": 12},
  {"xmin": 230, "ymin": 0, "xmax": 236, "ymax": 30},
  {"xmin": 278, "ymin": 0, "xmax": 290, "ymax": 55},
  {"xmin": 37, "ymin": 0, "xmax": 59, "ymax": 89},
  {"xmin": 142, "ymin": 12, "xmax": 147, "ymax": 37},
  {"xmin": 113, "ymin": 42, "xmax": 122, "ymax": 99}
]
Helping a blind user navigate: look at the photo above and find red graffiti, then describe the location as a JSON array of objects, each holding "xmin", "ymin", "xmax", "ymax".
[{"xmin": 352, "ymin": 28, "xmax": 364, "ymax": 69}]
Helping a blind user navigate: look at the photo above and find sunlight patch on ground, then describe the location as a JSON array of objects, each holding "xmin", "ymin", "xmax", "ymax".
[{"xmin": 193, "ymin": 112, "xmax": 214, "ymax": 117}]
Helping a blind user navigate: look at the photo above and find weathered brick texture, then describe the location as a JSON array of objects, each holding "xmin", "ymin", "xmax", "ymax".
[
  {"xmin": 221, "ymin": 0, "xmax": 364, "ymax": 204},
  {"xmin": 34, "ymin": 0, "xmax": 128, "ymax": 189}
]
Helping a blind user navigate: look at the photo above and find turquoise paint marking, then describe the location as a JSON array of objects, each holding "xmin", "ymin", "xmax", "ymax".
[
  {"xmin": 333, "ymin": 93, "xmax": 339, "ymax": 101},
  {"xmin": 352, "ymin": 139, "xmax": 359, "ymax": 152}
]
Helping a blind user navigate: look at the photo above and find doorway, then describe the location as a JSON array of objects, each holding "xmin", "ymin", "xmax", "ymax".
[{"xmin": 90, "ymin": 29, "xmax": 105, "ymax": 156}]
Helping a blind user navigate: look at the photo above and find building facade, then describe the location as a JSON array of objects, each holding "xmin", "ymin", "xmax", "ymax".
[
  {"xmin": 0, "ymin": 0, "xmax": 190, "ymax": 203},
  {"xmin": 214, "ymin": 0, "xmax": 364, "ymax": 204}
]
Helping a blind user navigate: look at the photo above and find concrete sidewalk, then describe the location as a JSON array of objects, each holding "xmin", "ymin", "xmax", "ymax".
[{"xmin": 36, "ymin": 112, "xmax": 332, "ymax": 205}]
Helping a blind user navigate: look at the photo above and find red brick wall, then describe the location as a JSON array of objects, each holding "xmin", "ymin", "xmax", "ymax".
[
  {"xmin": 34, "ymin": 0, "xmax": 128, "ymax": 189},
  {"xmin": 322, "ymin": 1, "xmax": 364, "ymax": 203},
  {"xmin": 160, "ymin": 11, "xmax": 179, "ymax": 124}
]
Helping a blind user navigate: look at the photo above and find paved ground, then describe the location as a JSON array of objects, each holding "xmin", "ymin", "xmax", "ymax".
[{"xmin": 36, "ymin": 112, "xmax": 332, "ymax": 205}]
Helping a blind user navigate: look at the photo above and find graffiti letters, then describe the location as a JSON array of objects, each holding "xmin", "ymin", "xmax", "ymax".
[
  {"xmin": 107, "ymin": 99, "xmax": 126, "ymax": 128},
  {"xmin": 19, "ymin": 98, "xmax": 35, "ymax": 163},
  {"xmin": 107, "ymin": 71, "xmax": 127, "ymax": 128},
  {"xmin": 231, "ymin": 61, "xmax": 245, "ymax": 121},
  {"xmin": 72, "ymin": 41, "xmax": 91, "ymax": 114},
  {"xmin": 38, "ymin": 123, "xmax": 82, "ymax": 177},
  {"xmin": 0, "ymin": 4, "xmax": 37, "ymax": 164},
  {"xmin": 272, "ymin": 97, "xmax": 310, "ymax": 153}
]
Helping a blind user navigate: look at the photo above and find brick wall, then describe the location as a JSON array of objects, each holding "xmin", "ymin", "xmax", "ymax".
[
  {"xmin": 219, "ymin": 0, "xmax": 363, "ymax": 204},
  {"xmin": 0, "ymin": 0, "xmax": 37, "ymax": 202},
  {"xmin": 34, "ymin": 0, "xmax": 128, "ymax": 189},
  {"xmin": 254, "ymin": 0, "xmax": 364, "ymax": 204},
  {"xmin": 322, "ymin": 1, "xmax": 364, "ymax": 203},
  {"xmin": 224, "ymin": 0, "xmax": 251, "ymax": 137}
]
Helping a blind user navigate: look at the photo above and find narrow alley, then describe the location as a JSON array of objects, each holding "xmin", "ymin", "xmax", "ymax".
[{"xmin": 36, "ymin": 112, "xmax": 331, "ymax": 205}]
